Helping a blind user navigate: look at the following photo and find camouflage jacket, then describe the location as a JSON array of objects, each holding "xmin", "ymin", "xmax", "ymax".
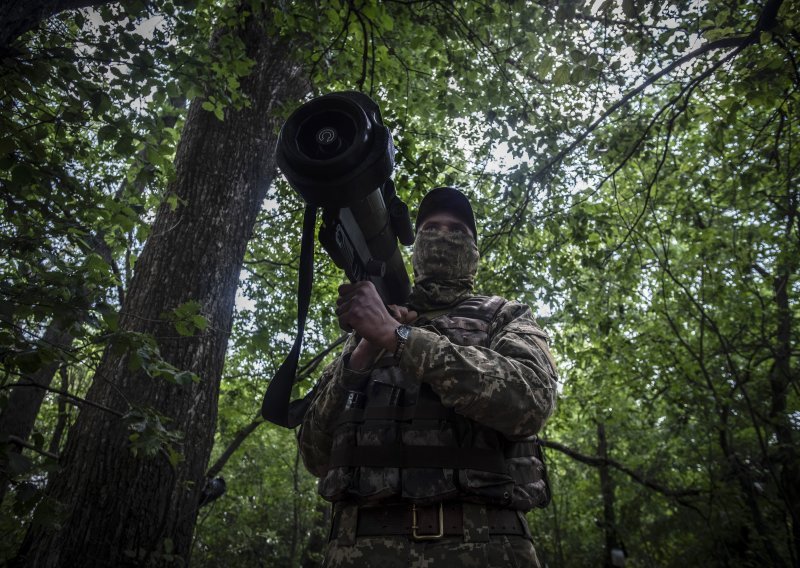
[{"xmin": 297, "ymin": 298, "xmax": 558, "ymax": 505}]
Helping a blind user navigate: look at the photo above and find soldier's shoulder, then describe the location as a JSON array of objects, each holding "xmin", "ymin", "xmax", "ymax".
[
  {"xmin": 452, "ymin": 294, "xmax": 508, "ymax": 321},
  {"xmin": 491, "ymin": 300, "xmax": 552, "ymax": 337}
]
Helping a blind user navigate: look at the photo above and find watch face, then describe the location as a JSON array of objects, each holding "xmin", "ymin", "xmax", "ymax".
[{"xmin": 397, "ymin": 325, "xmax": 411, "ymax": 340}]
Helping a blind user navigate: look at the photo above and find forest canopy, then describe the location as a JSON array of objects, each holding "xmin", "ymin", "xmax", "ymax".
[{"xmin": 0, "ymin": 0, "xmax": 798, "ymax": 566}]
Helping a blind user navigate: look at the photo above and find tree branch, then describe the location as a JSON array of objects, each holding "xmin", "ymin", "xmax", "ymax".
[
  {"xmin": 295, "ymin": 334, "xmax": 347, "ymax": 383},
  {"xmin": 8, "ymin": 435, "xmax": 59, "ymax": 459},
  {"xmin": 352, "ymin": 5, "xmax": 370, "ymax": 93},
  {"xmin": 1, "ymin": 381, "xmax": 124, "ymax": 417},
  {"xmin": 484, "ymin": 0, "xmax": 785, "ymax": 255},
  {"xmin": 0, "ymin": 0, "xmax": 121, "ymax": 53},
  {"xmin": 204, "ymin": 335, "xmax": 347, "ymax": 479},
  {"xmin": 205, "ymin": 417, "xmax": 263, "ymax": 479},
  {"xmin": 540, "ymin": 438, "xmax": 704, "ymax": 499},
  {"xmin": 528, "ymin": 32, "xmax": 761, "ymax": 183}
]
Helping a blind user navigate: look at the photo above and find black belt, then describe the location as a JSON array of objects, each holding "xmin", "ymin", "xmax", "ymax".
[{"xmin": 330, "ymin": 502, "xmax": 526, "ymax": 541}]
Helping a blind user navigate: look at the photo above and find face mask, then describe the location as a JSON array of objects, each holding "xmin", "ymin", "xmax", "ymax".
[{"xmin": 412, "ymin": 227, "xmax": 479, "ymax": 284}]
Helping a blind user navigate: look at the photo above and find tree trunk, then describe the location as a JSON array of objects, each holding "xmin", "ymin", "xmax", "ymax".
[
  {"xmin": 0, "ymin": 95, "xmax": 185, "ymax": 482},
  {"xmin": 47, "ymin": 365, "xmax": 71, "ymax": 455},
  {"xmin": 770, "ymin": 218, "xmax": 798, "ymax": 562},
  {"xmin": 597, "ymin": 422, "xmax": 621, "ymax": 567},
  {"xmin": 0, "ymin": 321, "xmax": 73, "ymax": 504},
  {"xmin": 300, "ymin": 501, "xmax": 329, "ymax": 568},
  {"xmin": 14, "ymin": 6, "xmax": 309, "ymax": 566}
]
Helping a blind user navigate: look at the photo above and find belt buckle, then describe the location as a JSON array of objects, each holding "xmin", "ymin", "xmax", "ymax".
[{"xmin": 411, "ymin": 503, "xmax": 444, "ymax": 540}]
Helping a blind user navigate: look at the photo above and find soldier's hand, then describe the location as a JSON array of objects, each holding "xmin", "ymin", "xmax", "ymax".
[
  {"xmin": 341, "ymin": 293, "xmax": 418, "ymax": 371},
  {"xmin": 336, "ymin": 281, "xmax": 400, "ymax": 352},
  {"xmin": 386, "ymin": 304, "xmax": 418, "ymax": 325}
]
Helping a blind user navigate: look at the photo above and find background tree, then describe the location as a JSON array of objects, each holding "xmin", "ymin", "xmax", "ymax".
[{"xmin": 4, "ymin": 0, "xmax": 309, "ymax": 564}]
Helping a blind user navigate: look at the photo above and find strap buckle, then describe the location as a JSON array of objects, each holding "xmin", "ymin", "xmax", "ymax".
[{"xmin": 411, "ymin": 503, "xmax": 444, "ymax": 540}]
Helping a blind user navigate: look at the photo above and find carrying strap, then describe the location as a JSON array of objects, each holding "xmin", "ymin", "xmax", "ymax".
[
  {"xmin": 534, "ymin": 436, "xmax": 552, "ymax": 508},
  {"xmin": 261, "ymin": 205, "xmax": 317, "ymax": 428}
]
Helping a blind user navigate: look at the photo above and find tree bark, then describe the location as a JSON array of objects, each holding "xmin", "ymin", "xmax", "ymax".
[
  {"xmin": 597, "ymin": 422, "xmax": 621, "ymax": 567},
  {"xmin": 300, "ymin": 501, "xmax": 329, "ymax": 568},
  {"xmin": 769, "ymin": 172, "xmax": 799, "ymax": 561},
  {"xmin": 0, "ymin": 322, "xmax": 73, "ymax": 504},
  {"xmin": 47, "ymin": 365, "xmax": 71, "ymax": 455},
  {"xmin": 14, "ymin": 5, "xmax": 309, "ymax": 566}
]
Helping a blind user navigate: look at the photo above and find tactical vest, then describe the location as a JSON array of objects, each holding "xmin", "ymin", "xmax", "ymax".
[{"xmin": 318, "ymin": 296, "xmax": 551, "ymax": 511}]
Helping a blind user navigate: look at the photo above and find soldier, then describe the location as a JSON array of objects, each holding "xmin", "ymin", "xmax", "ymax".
[{"xmin": 298, "ymin": 187, "xmax": 558, "ymax": 567}]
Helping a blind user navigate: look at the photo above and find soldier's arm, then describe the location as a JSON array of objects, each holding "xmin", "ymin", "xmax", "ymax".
[
  {"xmin": 297, "ymin": 338, "xmax": 372, "ymax": 477},
  {"xmin": 398, "ymin": 301, "xmax": 557, "ymax": 438}
]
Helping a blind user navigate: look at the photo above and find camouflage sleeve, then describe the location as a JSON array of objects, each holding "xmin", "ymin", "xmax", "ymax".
[
  {"xmin": 398, "ymin": 300, "xmax": 558, "ymax": 438},
  {"xmin": 297, "ymin": 335, "xmax": 371, "ymax": 477}
]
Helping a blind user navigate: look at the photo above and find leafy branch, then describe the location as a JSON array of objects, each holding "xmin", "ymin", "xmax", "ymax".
[
  {"xmin": 1, "ymin": 380, "xmax": 124, "ymax": 417},
  {"xmin": 204, "ymin": 334, "xmax": 347, "ymax": 480},
  {"xmin": 482, "ymin": 0, "xmax": 785, "ymax": 254},
  {"xmin": 540, "ymin": 438, "xmax": 704, "ymax": 500}
]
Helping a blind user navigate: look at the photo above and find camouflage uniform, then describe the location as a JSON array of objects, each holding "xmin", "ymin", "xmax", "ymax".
[{"xmin": 298, "ymin": 228, "xmax": 558, "ymax": 567}]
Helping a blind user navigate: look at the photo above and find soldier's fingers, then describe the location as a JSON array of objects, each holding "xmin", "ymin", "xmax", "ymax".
[
  {"xmin": 338, "ymin": 282, "xmax": 370, "ymax": 303},
  {"xmin": 337, "ymin": 316, "xmax": 353, "ymax": 333},
  {"xmin": 389, "ymin": 306, "xmax": 417, "ymax": 324},
  {"xmin": 337, "ymin": 284, "xmax": 365, "ymax": 306},
  {"xmin": 335, "ymin": 298, "xmax": 353, "ymax": 317},
  {"xmin": 386, "ymin": 304, "xmax": 402, "ymax": 320},
  {"xmin": 337, "ymin": 283, "xmax": 360, "ymax": 298},
  {"xmin": 336, "ymin": 303, "xmax": 354, "ymax": 331}
]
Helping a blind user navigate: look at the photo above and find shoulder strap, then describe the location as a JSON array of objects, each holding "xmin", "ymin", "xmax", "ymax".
[{"xmin": 260, "ymin": 205, "xmax": 317, "ymax": 428}]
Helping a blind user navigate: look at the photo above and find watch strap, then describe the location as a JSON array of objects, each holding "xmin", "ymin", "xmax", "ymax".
[{"xmin": 393, "ymin": 325, "xmax": 411, "ymax": 363}]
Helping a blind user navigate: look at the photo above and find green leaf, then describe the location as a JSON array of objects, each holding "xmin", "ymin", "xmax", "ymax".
[
  {"xmin": 11, "ymin": 164, "xmax": 35, "ymax": 186},
  {"xmin": 175, "ymin": 321, "xmax": 192, "ymax": 336},
  {"xmin": 553, "ymin": 65, "xmax": 571, "ymax": 86},
  {"xmin": 173, "ymin": 371, "xmax": 197, "ymax": 385},
  {"xmin": 15, "ymin": 482, "xmax": 38, "ymax": 504},
  {"xmin": 103, "ymin": 310, "xmax": 120, "ymax": 331},
  {"xmin": 8, "ymin": 452, "xmax": 33, "ymax": 476},
  {"xmin": 191, "ymin": 315, "xmax": 208, "ymax": 331},
  {"xmin": 90, "ymin": 90, "xmax": 113, "ymax": 115},
  {"xmin": 622, "ymin": 0, "xmax": 637, "ymax": 18},
  {"xmin": 538, "ymin": 55, "xmax": 554, "ymax": 76},
  {"xmin": 0, "ymin": 136, "xmax": 15, "ymax": 155},
  {"xmin": 165, "ymin": 194, "xmax": 180, "ymax": 211},
  {"xmin": 14, "ymin": 351, "xmax": 43, "ymax": 374},
  {"xmin": 379, "ymin": 11, "xmax": 394, "ymax": 31},
  {"xmin": 97, "ymin": 124, "xmax": 118, "ymax": 143},
  {"xmin": 166, "ymin": 445, "xmax": 184, "ymax": 468},
  {"xmin": 31, "ymin": 432, "xmax": 45, "ymax": 449},
  {"xmin": 113, "ymin": 134, "xmax": 136, "ymax": 155},
  {"xmin": 31, "ymin": 495, "xmax": 66, "ymax": 530}
]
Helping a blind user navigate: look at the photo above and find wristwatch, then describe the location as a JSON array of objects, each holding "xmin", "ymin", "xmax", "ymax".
[{"xmin": 393, "ymin": 325, "xmax": 412, "ymax": 363}]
